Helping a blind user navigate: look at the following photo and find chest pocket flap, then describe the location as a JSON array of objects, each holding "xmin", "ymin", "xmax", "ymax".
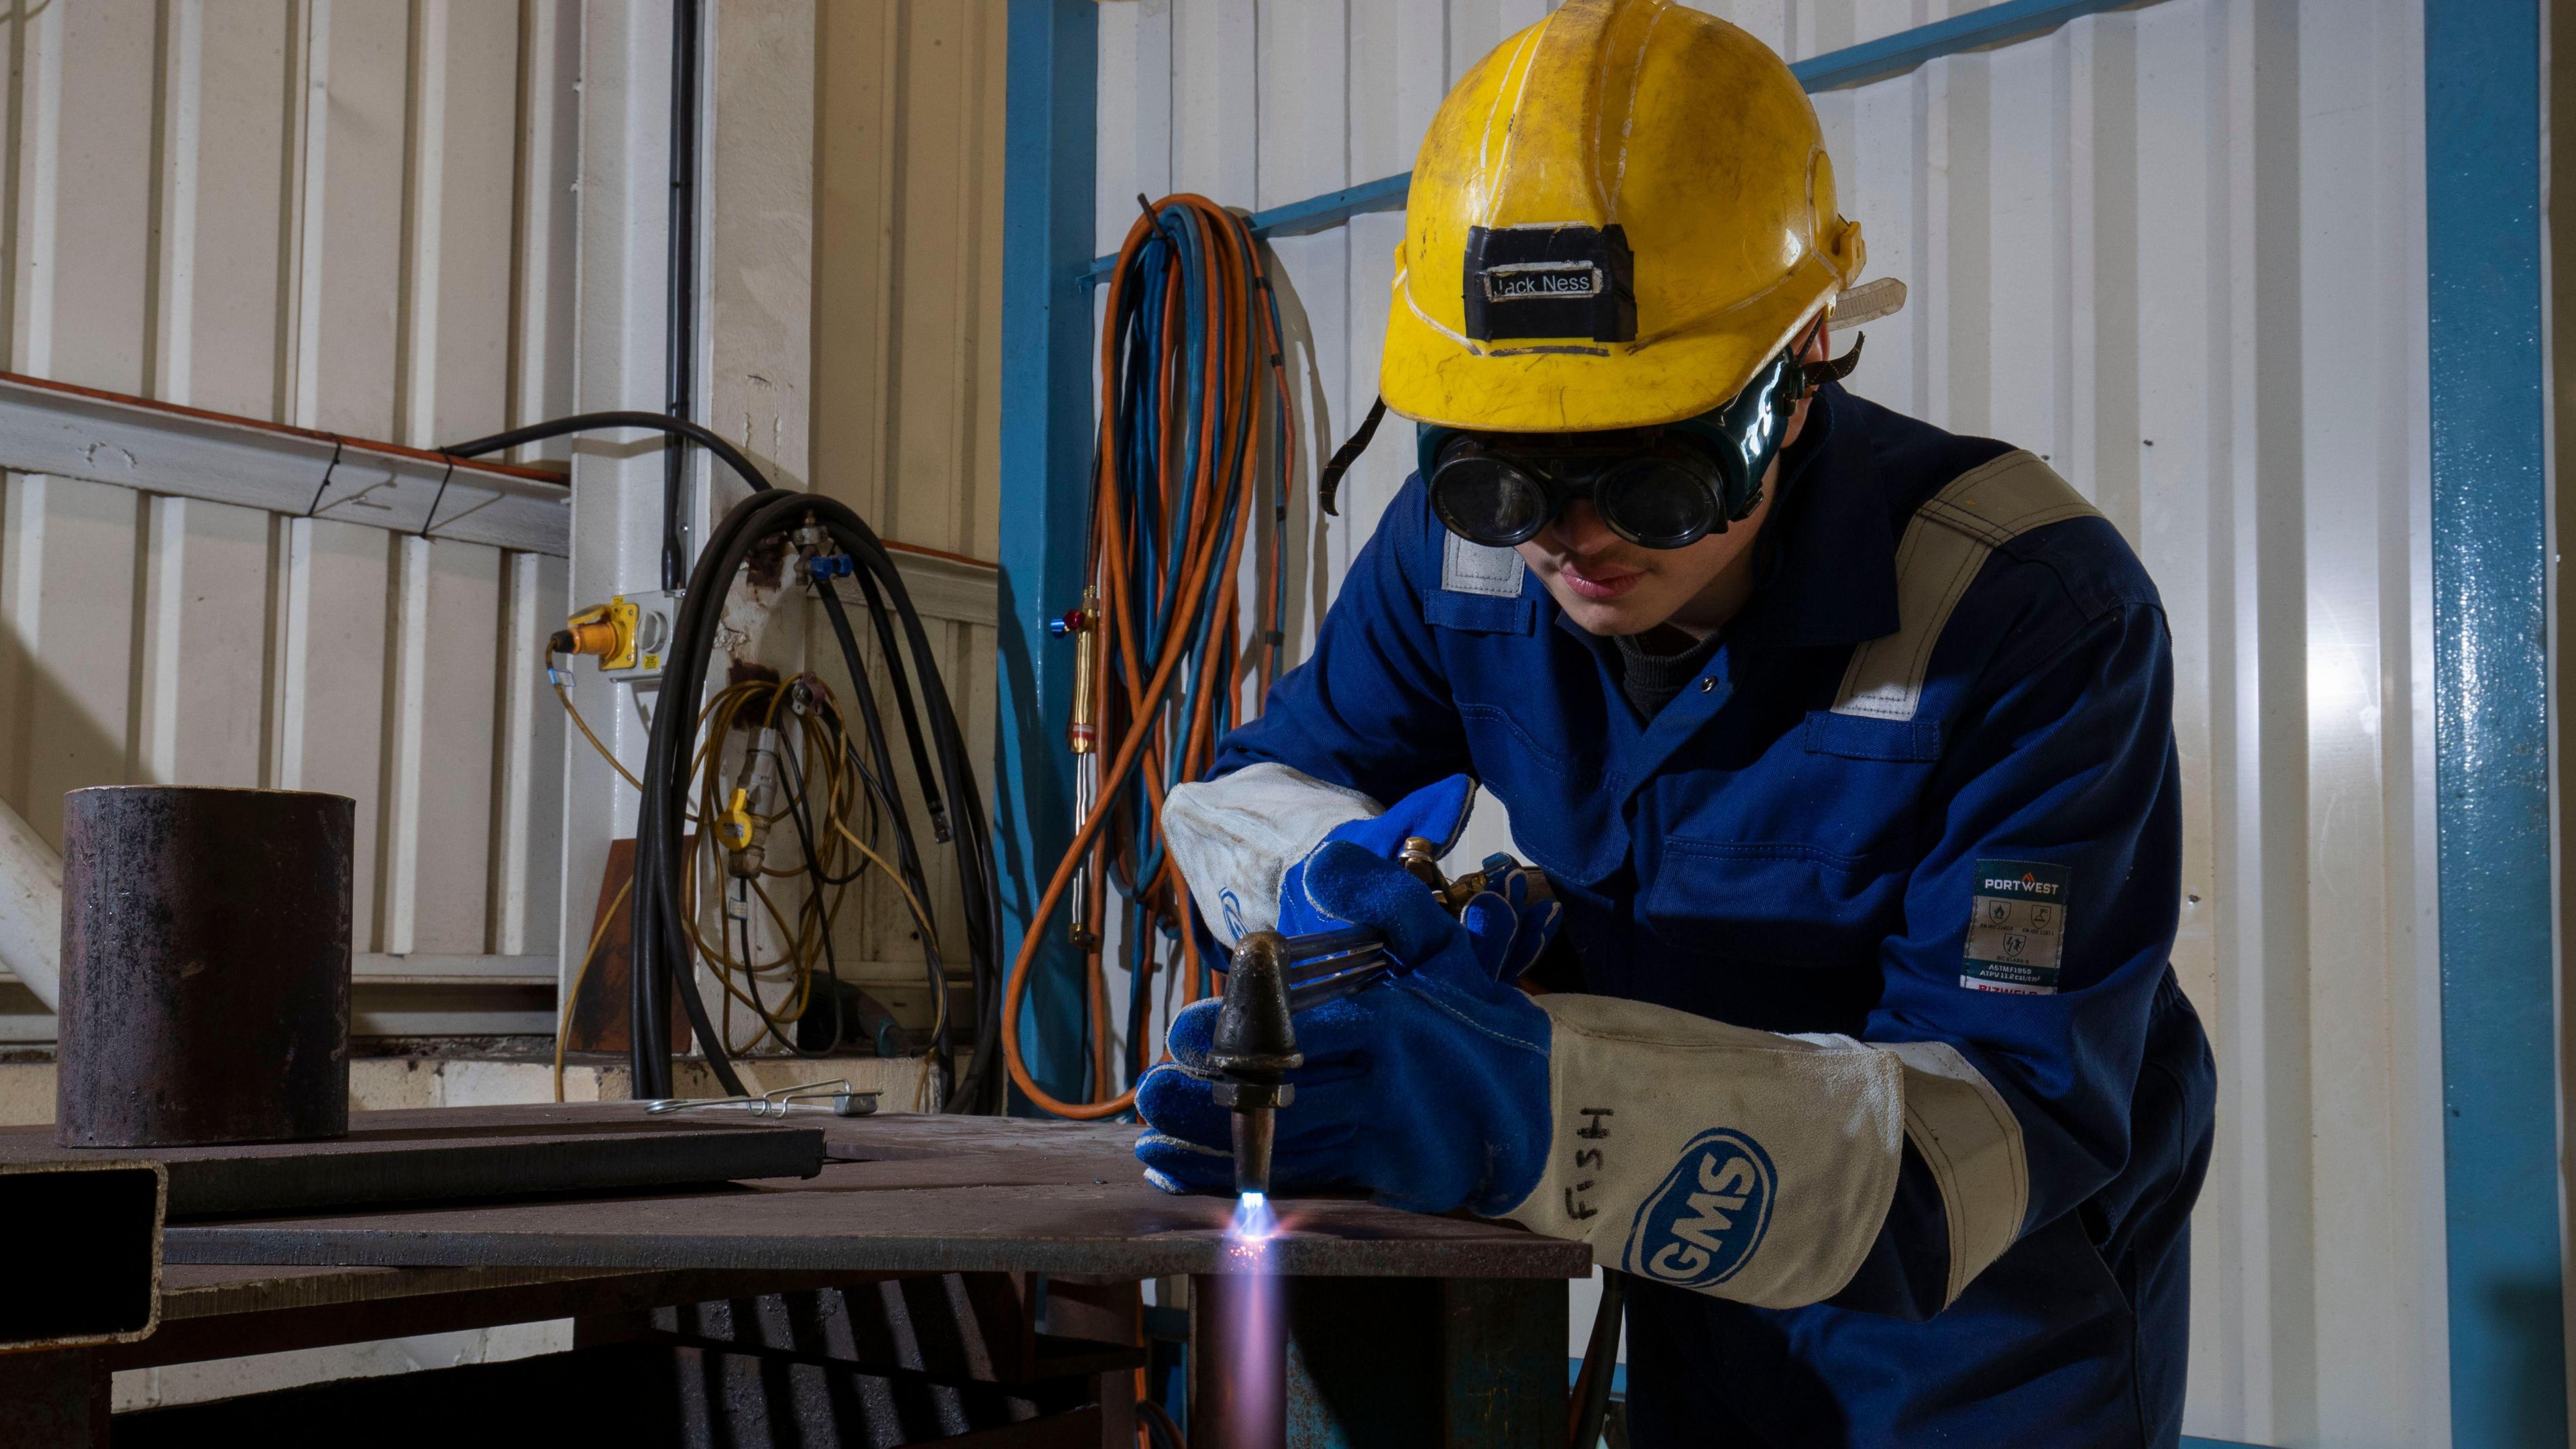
[{"xmin": 1427, "ymin": 533, "xmax": 1535, "ymax": 633}]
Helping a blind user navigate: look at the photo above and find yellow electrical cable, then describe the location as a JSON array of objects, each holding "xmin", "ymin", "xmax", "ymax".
[
  {"xmin": 549, "ymin": 659, "xmax": 960, "ymax": 1075},
  {"xmin": 684, "ymin": 682, "xmax": 848, "ymax": 1049},
  {"xmin": 553, "ymin": 877, "xmax": 633, "ymax": 1103},
  {"xmin": 555, "ymin": 678, "xmax": 644, "ymax": 792},
  {"xmin": 828, "ymin": 816, "xmax": 948, "ymax": 1047}
]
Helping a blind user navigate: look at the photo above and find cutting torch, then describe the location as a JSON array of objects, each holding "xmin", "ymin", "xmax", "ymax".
[{"xmin": 1204, "ymin": 839, "xmax": 1548, "ymax": 1202}]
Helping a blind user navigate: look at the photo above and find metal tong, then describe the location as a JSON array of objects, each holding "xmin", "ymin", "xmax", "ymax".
[{"xmin": 643, "ymin": 1079, "xmax": 880, "ymax": 1118}]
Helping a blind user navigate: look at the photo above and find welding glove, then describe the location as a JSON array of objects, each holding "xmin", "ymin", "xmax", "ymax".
[
  {"xmin": 1162, "ymin": 765, "xmax": 1477, "ymax": 949},
  {"xmin": 1140, "ymin": 842, "xmax": 1966, "ymax": 1311},
  {"xmin": 1135, "ymin": 838, "xmax": 1557, "ymax": 1216}
]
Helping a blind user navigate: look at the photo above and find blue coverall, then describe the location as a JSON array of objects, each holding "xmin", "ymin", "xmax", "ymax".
[{"xmin": 1203, "ymin": 382, "xmax": 2218, "ymax": 1446}]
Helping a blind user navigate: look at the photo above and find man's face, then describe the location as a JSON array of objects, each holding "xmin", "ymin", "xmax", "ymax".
[
  {"xmin": 1513, "ymin": 486, "xmax": 1775, "ymax": 637},
  {"xmin": 1508, "ymin": 325, "xmax": 1825, "ymax": 638}
]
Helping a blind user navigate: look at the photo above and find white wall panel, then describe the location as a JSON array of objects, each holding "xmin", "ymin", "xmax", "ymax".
[
  {"xmin": 800, "ymin": 0, "xmax": 1009, "ymax": 1032},
  {"xmin": 1098, "ymin": 0, "xmax": 2443, "ymax": 1440},
  {"xmin": 0, "ymin": 1, "xmax": 580, "ymax": 1016}
]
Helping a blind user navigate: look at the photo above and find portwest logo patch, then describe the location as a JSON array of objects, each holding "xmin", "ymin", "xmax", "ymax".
[
  {"xmin": 1623, "ymin": 1130, "xmax": 1777, "ymax": 1289},
  {"xmin": 1218, "ymin": 889, "xmax": 1246, "ymax": 943}
]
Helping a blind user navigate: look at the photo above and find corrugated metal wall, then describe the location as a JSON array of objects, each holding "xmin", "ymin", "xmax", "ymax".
[
  {"xmin": 809, "ymin": 0, "xmax": 1008, "ymax": 1028},
  {"xmin": 1095, "ymin": 0, "xmax": 2447, "ymax": 1441},
  {"xmin": 0, "ymin": 0, "xmax": 579, "ymax": 1032},
  {"xmin": 557, "ymin": 0, "xmax": 1005, "ymax": 1047}
]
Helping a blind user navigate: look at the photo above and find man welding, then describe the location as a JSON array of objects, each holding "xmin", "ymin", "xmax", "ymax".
[{"xmin": 1132, "ymin": 1, "xmax": 2216, "ymax": 1444}]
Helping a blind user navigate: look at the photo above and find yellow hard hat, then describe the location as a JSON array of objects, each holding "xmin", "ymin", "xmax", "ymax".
[{"xmin": 1379, "ymin": 0, "xmax": 1864, "ymax": 433}]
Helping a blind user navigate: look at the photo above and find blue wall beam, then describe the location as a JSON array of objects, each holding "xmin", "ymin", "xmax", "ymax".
[
  {"xmin": 1080, "ymin": 0, "xmax": 2174, "ymax": 286},
  {"xmin": 997, "ymin": 0, "xmax": 1098, "ymax": 1108},
  {"xmin": 2426, "ymin": 0, "xmax": 2567, "ymax": 1443},
  {"xmin": 1791, "ymin": 0, "xmax": 2154, "ymax": 91}
]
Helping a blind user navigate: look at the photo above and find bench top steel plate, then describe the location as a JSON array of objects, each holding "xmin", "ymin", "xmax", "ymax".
[
  {"xmin": 0, "ymin": 1105, "xmax": 827, "ymax": 1218},
  {"xmin": 158, "ymin": 1105, "xmax": 1591, "ymax": 1281}
]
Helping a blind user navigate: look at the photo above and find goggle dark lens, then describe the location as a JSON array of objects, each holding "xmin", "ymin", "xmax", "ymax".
[
  {"xmin": 1595, "ymin": 456, "xmax": 1720, "ymax": 549},
  {"xmin": 1430, "ymin": 454, "xmax": 1553, "ymax": 546}
]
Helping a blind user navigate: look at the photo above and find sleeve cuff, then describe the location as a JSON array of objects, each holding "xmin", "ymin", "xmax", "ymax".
[{"xmin": 1883, "ymin": 1040, "xmax": 2030, "ymax": 1307}]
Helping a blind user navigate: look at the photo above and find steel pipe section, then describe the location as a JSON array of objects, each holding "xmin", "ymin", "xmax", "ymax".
[{"xmin": 55, "ymin": 786, "xmax": 355, "ymax": 1148}]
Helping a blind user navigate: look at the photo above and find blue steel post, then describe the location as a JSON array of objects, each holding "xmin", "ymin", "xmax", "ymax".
[
  {"xmin": 998, "ymin": 0, "xmax": 1097, "ymax": 1106},
  {"xmin": 2427, "ymin": 0, "xmax": 2568, "ymax": 1444}
]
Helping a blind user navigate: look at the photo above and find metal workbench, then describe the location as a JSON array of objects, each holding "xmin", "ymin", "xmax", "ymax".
[{"xmin": 3, "ymin": 1104, "xmax": 1590, "ymax": 1448}]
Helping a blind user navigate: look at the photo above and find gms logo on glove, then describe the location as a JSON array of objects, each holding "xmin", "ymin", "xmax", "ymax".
[{"xmin": 1623, "ymin": 1130, "xmax": 1777, "ymax": 1288}]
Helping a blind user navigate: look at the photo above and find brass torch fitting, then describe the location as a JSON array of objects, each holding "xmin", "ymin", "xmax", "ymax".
[{"xmin": 1067, "ymin": 588, "xmax": 1100, "ymax": 757}]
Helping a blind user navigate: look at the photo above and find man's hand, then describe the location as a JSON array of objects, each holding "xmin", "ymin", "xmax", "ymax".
[{"xmin": 1134, "ymin": 839, "xmax": 1557, "ymax": 1214}]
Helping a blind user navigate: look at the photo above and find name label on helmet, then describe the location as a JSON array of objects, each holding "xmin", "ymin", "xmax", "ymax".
[
  {"xmin": 1463, "ymin": 223, "xmax": 1638, "ymax": 345},
  {"xmin": 1485, "ymin": 262, "xmax": 1603, "ymax": 301}
]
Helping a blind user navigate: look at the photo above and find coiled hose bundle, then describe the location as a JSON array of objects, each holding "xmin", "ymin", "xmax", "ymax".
[
  {"xmin": 1001, "ymin": 194, "xmax": 1295, "ymax": 1118},
  {"xmin": 443, "ymin": 413, "xmax": 1006, "ymax": 1113}
]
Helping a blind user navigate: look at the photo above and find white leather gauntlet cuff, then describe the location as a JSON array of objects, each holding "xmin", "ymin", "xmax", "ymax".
[
  {"xmin": 1504, "ymin": 994, "xmax": 1906, "ymax": 1309},
  {"xmin": 1161, "ymin": 763, "xmax": 1383, "ymax": 947},
  {"xmin": 1503, "ymin": 995, "xmax": 2035, "ymax": 1310}
]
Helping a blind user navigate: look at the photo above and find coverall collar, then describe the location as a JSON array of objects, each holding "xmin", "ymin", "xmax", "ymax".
[
  {"xmin": 1539, "ymin": 384, "xmax": 1898, "ymax": 799},
  {"xmin": 1542, "ymin": 382, "xmax": 1896, "ymax": 665},
  {"xmin": 1722, "ymin": 384, "xmax": 1904, "ymax": 651}
]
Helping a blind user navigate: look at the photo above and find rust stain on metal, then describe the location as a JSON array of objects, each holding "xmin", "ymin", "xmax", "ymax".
[{"xmin": 744, "ymin": 530, "xmax": 790, "ymax": 592}]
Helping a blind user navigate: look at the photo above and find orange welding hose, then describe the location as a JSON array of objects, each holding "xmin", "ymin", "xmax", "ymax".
[
  {"xmin": 999, "ymin": 439, "xmax": 1255, "ymax": 1117},
  {"xmin": 1152, "ymin": 197, "xmax": 1252, "ymax": 1001},
  {"xmin": 1013, "ymin": 194, "xmax": 1283, "ymax": 1115},
  {"xmin": 1001, "ymin": 197, "xmax": 1270, "ymax": 1119},
  {"xmin": 1077, "ymin": 195, "xmax": 1256, "ymax": 1103},
  {"xmin": 1097, "ymin": 197, "xmax": 1242, "ymax": 877}
]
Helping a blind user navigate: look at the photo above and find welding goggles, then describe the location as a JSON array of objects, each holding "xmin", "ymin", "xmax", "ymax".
[
  {"xmin": 1313, "ymin": 333, "xmax": 1862, "ymax": 541},
  {"xmin": 1419, "ymin": 341, "xmax": 1853, "ymax": 551}
]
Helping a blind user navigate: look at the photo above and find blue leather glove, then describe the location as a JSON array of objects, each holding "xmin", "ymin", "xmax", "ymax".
[
  {"xmin": 1273, "ymin": 773, "xmax": 1477, "ymax": 930},
  {"xmin": 1134, "ymin": 839, "xmax": 1558, "ymax": 1214},
  {"xmin": 1318, "ymin": 773, "xmax": 1478, "ymax": 863},
  {"xmin": 1276, "ymin": 839, "xmax": 1560, "ymax": 985}
]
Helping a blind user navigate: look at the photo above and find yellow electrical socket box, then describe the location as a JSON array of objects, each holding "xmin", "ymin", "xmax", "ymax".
[{"xmin": 563, "ymin": 590, "xmax": 680, "ymax": 684}]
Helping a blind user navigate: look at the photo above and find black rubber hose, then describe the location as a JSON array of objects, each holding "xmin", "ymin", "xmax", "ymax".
[
  {"xmin": 669, "ymin": 490, "xmax": 992, "ymax": 1107},
  {"xmin": 814, "ymin": 517, "xmax": 1001, "ymax": 1110},
  {"xmin": 847, "ymin": 564, "xmax": 950, "ymax": 841},
  {"xmin": 814, "ymin": 586, "xmax": 948, "ymax": 1070},
  {"xmin": 816, "ymin": 586, "xmax": 930, "ymax": 890},
  {"xmin": 441, "ymin": 410, "xmax": 773, "ymax": 499},
  {"xmin": 441, "ymin": 416, "xmax": 1000, "ymax": 1109},
  {"xmin": 1569, "ymin": 1271, "xmax": 1627, "ymax": 1449},
  {"xmin": 437, "ymin": 434, "xmax": 784, "ymax": 1097},
  {"xmin": 820, "ymin": 515, "xmax": 1003, "ymax": 1110},
  {"xmin": 629, "ymin": 487, "xmax": 816, "ymax": 1096}
]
